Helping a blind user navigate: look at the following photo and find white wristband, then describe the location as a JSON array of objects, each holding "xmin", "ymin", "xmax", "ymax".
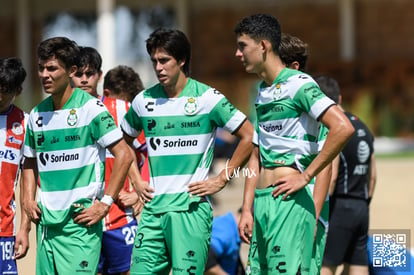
[{"xmin": 100, "ymin": 195, "xmax": 114, "ymax": 207}]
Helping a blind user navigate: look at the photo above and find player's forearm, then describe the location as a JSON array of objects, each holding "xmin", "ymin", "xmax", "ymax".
[
  {"xmin": 313, "ymin": 163, "xmax": 331, "ymax": 219},
  {"xmin": 106, "ymin": 141, "xmax": 133, "ymax": 199},
  {"xmin": 19, "ymin": 209, "xmax": 32, "ymax": 233},
  {"xmin": 123, "ymin": 133, "xmax": 145, "ymax": 182},
  {"xmin": 305, "ymin": 118, "xmax": 353, "ymax": 182},
  {"xmin": 241, "ymin": 147, "xmax": 259, "ymax": 213},
  {"xmin": 304, "ymin": 106, "xmax": 354, "ymax": 182},
  {"xmin": 22, "ymin": 158, "xmax": 37, "ymax": 202},
  {"xmin": 18, "ymin": 175, "xmax": 32, "ymax": 233},
  {"xmin": 220, "ymin": 121, "xmax": 254, "ymax": 183}
]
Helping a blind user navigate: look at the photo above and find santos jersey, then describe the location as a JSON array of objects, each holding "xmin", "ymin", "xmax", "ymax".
[
  {"xmin": 121, "ymin": 78, "xmax": 246, "ymax": 214},
  {"xmin": 334, "ymin": 112, "xmax": 374, "ymax": 200},
  {"xmin": 0, "ymin": 105, "xmax": 27, "ymax": 236},
  {"xmin": 23, "ymin": 88, "xmax": 122, "ymax": 226},
  {"xmin": 254, "ymin": 68, "xmax": 335, "ymax": 172}
]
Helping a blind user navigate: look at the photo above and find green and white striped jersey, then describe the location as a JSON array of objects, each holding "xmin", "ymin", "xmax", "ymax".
[
  {"xmin": 254, "ymin": 68, "xmax": 335, "ymax": 172},
  {"xmin": 121, "ymin": 78, "xmax": 246, "ymax": 214},
  {"xmin": 24, "ymin": 88, "xmax": 122, "ymax": 226}
]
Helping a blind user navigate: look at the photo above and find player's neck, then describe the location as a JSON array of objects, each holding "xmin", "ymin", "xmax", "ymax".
[
  {"xmin": 163, "ymin": 75, "xmax": 189, "ymax": 98},
  {"xmin": 52, "ymin": 85, "xmax": 75, "ymax": 110},
  {"xmin": 260, "ymin": 56, "xmax": 285, "ymax": 86}
]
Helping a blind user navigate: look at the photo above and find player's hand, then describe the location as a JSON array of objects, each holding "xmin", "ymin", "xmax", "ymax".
[
  {"xmin": 133, "ymin": 180, "xmax": 154, "ymax": 204},
  {"xmin": 117, "ymin": 190, "xmax": 139, "ymax": 208},
  {"xmin": 132, "ymin": 201, "xmax": 144, "ymax": 216},
  {"xmin": 14, "ymin": 229, "xmax": 30, "ymax": 259},
  {"xmin": 188, "ymin": 176, "xmax": 226, "ymax": 197},
  {"xmin": 23, "ymin": 200, "xmax": 41, "ymax": 224},
  {"xmin": 238, "ymin": 210, "xmax": 254, "ymax": 244},
  {"xmin": 73, "ymin": 199, "xmax": 109, "ymax": 226},
  {"xmin": 271, "ymin": 173, "xmax": 308, "ymax": 200}
]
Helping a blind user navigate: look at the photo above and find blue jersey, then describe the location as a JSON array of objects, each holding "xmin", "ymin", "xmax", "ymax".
[{"xmin": 210, "ymin": 212, "xmax": 241, "ymax": 275}]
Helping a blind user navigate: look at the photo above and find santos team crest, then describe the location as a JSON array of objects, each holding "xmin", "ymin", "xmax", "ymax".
[
  {"xmin": 273, "ymin": 83, "xmax": 282, "ymax": 100},
  {"xmin": 184, "ymin": 97, "xmax": 198, "ymax": 115},
  {"xmin": 67, "ymin": 109, "xmax": 78, "ymax": 126}
]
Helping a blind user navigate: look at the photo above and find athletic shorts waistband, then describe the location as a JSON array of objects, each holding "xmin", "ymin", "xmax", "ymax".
[{"xmin": 254, "ymin": 187, "xmax": 274, "ymax": 197}]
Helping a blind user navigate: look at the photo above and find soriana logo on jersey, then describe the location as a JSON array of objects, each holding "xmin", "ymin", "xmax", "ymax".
[{"xmin": 67, "ymin": 109, "xmax": 78, "ymax": 126}]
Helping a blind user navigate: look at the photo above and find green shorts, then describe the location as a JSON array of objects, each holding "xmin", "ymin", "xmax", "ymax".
[
  {"xmin": 130, "ymin": 201, "xmax": 212, "ymax": 275},
  {"xmin": 246, "ymin": 187, "xmax": 315, "ymax": 275},
  {"xmin": 36, "ymin": 200, "xmax": 103, "ymax": 275}
]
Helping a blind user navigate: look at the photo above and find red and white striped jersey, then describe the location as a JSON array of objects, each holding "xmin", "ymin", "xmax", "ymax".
[
  {"xmin": 0, "ymin": 105, "xmax": 27, "ymax": 237},
  {"xmin": 101, "ymin": 96, "xmax": 146, "ymax": 231}
]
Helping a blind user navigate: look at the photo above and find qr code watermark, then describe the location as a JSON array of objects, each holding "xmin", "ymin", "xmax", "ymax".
[{"xmin": 369, "ymin": 229, "xmax": 411, "ymax": 272}]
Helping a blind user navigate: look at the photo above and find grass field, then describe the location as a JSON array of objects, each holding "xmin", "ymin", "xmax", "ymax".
[{"xmin": 16, "ymin": 157, "xmax": 414, "ymax": 273}]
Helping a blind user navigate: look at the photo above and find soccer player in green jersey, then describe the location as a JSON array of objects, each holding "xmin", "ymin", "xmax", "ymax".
[
  {"xmin": 22, "ymin": 37, "xmax": 133, "ymax": 275},
  {"xmin": 234, "ymin": 14, "xmax": 354, "ymax": 274},
  {"xmin": 279, "ymin": 33, "xmax": 332, "ymax": 275},
  {"xmin": 121, "ymin": 28, "xmax": 254, "ymax": 274},
  {"xmin": 72, "ymin": 46, "xmax": 145, "ymax": 275}
]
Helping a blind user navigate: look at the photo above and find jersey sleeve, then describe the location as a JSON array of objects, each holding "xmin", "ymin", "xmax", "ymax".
[
  {"xmin": 23, "ymin": 111, "xmax": 37, "ymax": 158},
  {"xmin": 208, "ymin": 89, "xmax": 246, "ymax": 134},
  {"xmin": 90, "ymin": 100, "xmax": 123, "ymax": 148},
  {"xmin": 121, "ymin": 95, "xmax": 144, "ymax": 138},
  {"xmin": 293, "ymin": 81, "xmax": 335, "ymax": 121}
]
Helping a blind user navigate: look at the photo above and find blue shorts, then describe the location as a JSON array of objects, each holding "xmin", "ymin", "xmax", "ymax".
[
  {"xmin": 0, "ymin": 236, "xmax": 17, "ymax": 275},
  {"xmin": 98, "ymin": 219, "xmax": 138, "ymax": 274}
]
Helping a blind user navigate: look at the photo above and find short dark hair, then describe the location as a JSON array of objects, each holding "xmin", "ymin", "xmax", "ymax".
[
  {"xmin": 279, "ymin": 33, "xmax": 308, "ymax": 72},
  {"xmin": 314, "ymin": 75, "xmax": 340, "ymax": 104},
  {"xmin": 146, "ymin": 28, "xmax": 191, "ymax": 77},
  {"xmin": 234, "ymin": 13, "xmax": 282, "ymax": 54},
  {"xmin": 78, "ymin": 46, "xmax": 102, "ymax": 73},
  {"xmin": 104, "ymin": 65, "xmax": 144, "ymax": 102},
  {"xmin": 37, "ymin": 37, "xmax": 80, "ymax": 69},
  {"xmin": 0, "ymin": 57, "xmax": 26, "ymax": 94}
]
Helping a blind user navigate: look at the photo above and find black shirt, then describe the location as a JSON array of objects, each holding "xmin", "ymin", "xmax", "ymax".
[{"xmin": 333, "ymin": 112, "xmax": 374, "ymax": 200}]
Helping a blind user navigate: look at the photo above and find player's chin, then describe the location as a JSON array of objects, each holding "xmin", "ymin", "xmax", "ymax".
[
  {"xmin": 42, "ymin": 87, "xmax": 54, "ymax": 94},
  {"xmin": 244, "ymin": 64, "xmax": 255, "ymax": 74}
]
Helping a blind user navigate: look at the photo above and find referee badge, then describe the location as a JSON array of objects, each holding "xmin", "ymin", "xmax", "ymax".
[
  {"xmin": 67, "ymin": 109, "xmax": 78, "ymax": 126},
  {"xmin": 184, "ymin": 97, "xmax": 198, "ymax": 115}
]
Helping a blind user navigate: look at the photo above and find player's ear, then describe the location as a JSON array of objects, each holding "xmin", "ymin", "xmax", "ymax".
[
  {"xmin": 290, "ymin": 61, "xmax": 300, "ymax": 70},
  {"xmin": 261, "ymin": 39, "xmax": 272, "ymax": 53},
  {"xmin": 15, "ymin": 86, "xmax": 23, "ymax": 96},
  {"xmin": 68, "ymin": 65, "xmax": 77, "ymax": 77},
  {"xmin": 103, "ymin": 89, "xmax": 110, "ymax": 97}
]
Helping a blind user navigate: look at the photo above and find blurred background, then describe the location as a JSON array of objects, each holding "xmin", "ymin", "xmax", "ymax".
[{"xmin": 3, "ymin": 0, "xmax": 413, "ymax": 273}]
